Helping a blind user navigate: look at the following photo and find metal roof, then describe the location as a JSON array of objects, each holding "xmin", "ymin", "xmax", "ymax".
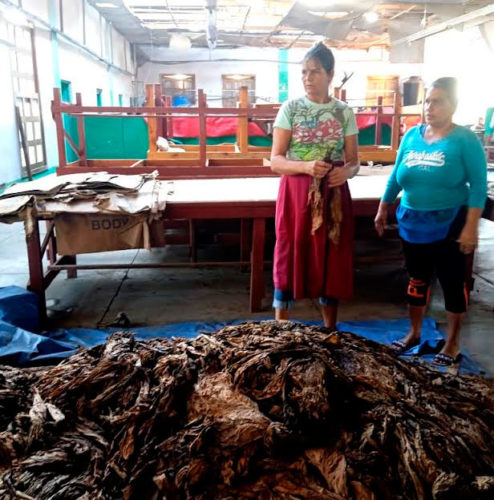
[{"xmin": 88, "ymin": 1, "xmax": 494, "ymax": 61}]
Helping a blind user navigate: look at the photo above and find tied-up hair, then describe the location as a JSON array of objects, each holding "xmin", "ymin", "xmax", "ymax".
[
  {"xmin": 302, "ymin": 41, "xmax": 335, "ymax": 74},
  {"xmin": 430, "ymin": 77, "xmax": 458, "ymax": 108}
]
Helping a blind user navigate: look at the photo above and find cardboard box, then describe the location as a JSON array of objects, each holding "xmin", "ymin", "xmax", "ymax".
[{"xmin": 54, "ymin": 213, "xmax": 151, "ymax": 254}]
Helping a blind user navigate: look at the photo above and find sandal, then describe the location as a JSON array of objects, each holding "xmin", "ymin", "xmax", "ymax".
[
  {"xmin": 391, "ymin": 338, "xmax": 421, "ymax": 353},
  {"xmin": 433, "ymin": 352, "xmax": 462, "ymax": 366}
]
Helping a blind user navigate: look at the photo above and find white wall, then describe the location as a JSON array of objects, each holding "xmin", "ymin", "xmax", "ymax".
[
  {"xmin": 138, "ymin": 46, "xmax": 422, "ymax": 107},
  {"xmin": 22, "ymin": 0, "xmax": 49, "ymax": 22},
  {"xmin": 0, "ymin": 41, "xmax": 22, "ymax": 185},
  {"xmin": 138, "ymin": 47, "xmax": 281, "ymax": 104},
  {"xmin": 61, "ymin": 0, "xmax": 84, "ymax": 44},
  {"xmin": 286, "ymin": 47, "xmax": 423, "ymax": 106},
  {"xmin": 139, "ymin": 35, "xmax": 493, "ymax": 126},
  {"xmin": 35, "ymin": 28, "xmax": 134, "ymax": 167},
  {"xmin": 35, "ymin": 28, "xmax": 58, "ymax": 171},
  {"xmin": 57, "ymin": 40, "xmax": 133, "ymax": 105},
  {"xmin": 85, "ymin": 2, "xmax": 101, "ymax": 56},
  {"xmin": 423, "ymin": 26, "xmax": 494, "ymax": 125},
  {"xmin": 0, "ymin": 0, "xmax": 135, "ymax": 184}
]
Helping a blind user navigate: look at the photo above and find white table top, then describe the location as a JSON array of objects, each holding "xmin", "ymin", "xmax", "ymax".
[
  {"xmin": 165, "ymin": 175, "xmax": 389, "ymax": 204},
  {"xmin": 1, "ymin": 174, "xmax": 390, "ymax": 218}
]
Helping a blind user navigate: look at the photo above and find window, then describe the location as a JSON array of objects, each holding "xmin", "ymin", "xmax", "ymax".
[
  {"xmin": 96, "ymin": 88, "xmax": 103, "ymax": 107},
  {"xmin": 160, "ymin": 74, "xmax": 196, "ymax": 105},
  {"xmin": 222, "ymin": 74, "xmax": 255, "ymax": 107}
]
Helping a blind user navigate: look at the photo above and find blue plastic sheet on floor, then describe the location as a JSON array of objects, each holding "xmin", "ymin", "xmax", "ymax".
[
  {"xmin": 0, "ymin": 286, "xmax": 487, "ymax": 375},
  {"xmin": 0, "ymin": 286, "xmax": 39, "ymax": 332}
]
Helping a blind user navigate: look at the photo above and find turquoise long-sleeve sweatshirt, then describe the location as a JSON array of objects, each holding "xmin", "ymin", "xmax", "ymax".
[{"xmin": 382, "ymin": 125, "xmax": 487, "ymax": 210}]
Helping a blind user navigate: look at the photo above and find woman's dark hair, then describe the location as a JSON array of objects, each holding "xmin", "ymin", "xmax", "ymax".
[
  {"xmin": 430, "ymin": 77, "xmax": 458, "ymax": 107},
  {"xmin": 303, "ymin": 42, "xmax": 335, "ymax": 74}
]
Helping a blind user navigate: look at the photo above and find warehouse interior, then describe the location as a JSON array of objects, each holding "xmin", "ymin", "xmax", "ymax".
[{"xmin": 0, "ymin": 1, "xmax": 493, "ymax": 498}]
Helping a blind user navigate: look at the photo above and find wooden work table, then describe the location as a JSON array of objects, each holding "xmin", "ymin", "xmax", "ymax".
[
  {"xmin": 22, "ymin": 172, "xmax": 487, "ymax": 321},
  {"xmin": 24, "ymin": 175, "xmax": 392, "ymax": 321}
]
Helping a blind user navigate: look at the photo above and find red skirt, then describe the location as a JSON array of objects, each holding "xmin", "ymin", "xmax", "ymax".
[{"xmin": 273, "ymin": 174, "xmax": 354, "ymax": 301}]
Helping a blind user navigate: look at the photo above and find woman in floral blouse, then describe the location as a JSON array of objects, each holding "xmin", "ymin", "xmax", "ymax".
[{"xmin": 270, "ymin": 42, "xmax": 360, "ymax": 327}]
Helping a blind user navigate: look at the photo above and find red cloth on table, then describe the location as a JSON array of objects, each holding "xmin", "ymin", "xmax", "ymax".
[
  {"xmin": 273, "ymin": 174, "xmax": 354, "ymax": 301},
  {"xmin": 170, "ymin": 117, "xmax": 267, "ymax": 137},
  {"xmin": 356, "ymin": 114, "xmax": 393, "ymax": 129},
  {"xmin": 356, "ymin": 113, "xmax": 421, "ymax": 130}
]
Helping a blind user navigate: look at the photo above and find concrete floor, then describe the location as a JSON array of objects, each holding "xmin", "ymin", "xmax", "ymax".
[{"xmin": 0, "ymin": 207, "xmax": 493, "ymax": 374}]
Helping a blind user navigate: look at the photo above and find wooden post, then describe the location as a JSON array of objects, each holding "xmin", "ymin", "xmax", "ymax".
[
  {"xmin": 52, "ymin": 87, "xmax": 67, "ymax": 169},
  {"xmin": 146, "ymin": 84, "xmax": 158, "ymax": 154},
  {"xmin": 189, "ymin": 219, "xmax": 196, "ymax": 262},
  {"xmin": 45, "ymin": 221, "xmax": 57, "ymax": 264},
  {"xmin": 391, "ymin": 91, "xmax": 401, "ymax": 152},
  {"xmin": 198, "ymin": 89, "xmax": 207, "ymax": 168},
  {"xmin": 341, "ymin": 88, "xmax": 347, "ymax": 102},
  {"xmin": 154, "ymin": 83, "xmax": 164, "ymax": 139},
  {"xmin": 163, "ymin": 95, "xmax": 171, "ymax": 138},
  {"xmin": 26, "ymin": 218, "xmax": 47, "ymax": 322},
  {"xmin": 249, "ymin": 217, "xmax": 265, "ymax": 312},
  {"xmin": 334, "ymin": 87, "xmax": 340, "ymax": 99},
  {"xmin": 237, "ymin": 86, "xmax": 249, "ymax": 154},
  {"xmin": 15, "ymin": 105, "xmax": 32, "ymax": 180},
  {"xmin": 240, "ymin": 218, "xmax": 251, "ymax": 271},
  {"xmin": 375, "ymin": 95, "xmax": 383, "ymax": 146},
  {"xmin": 76, "ymin": 93, "xmax": 87, "ymax": 166},
  {"xmin": 66, "ymin": 255, "xmax": 77, "ymax": 279}
]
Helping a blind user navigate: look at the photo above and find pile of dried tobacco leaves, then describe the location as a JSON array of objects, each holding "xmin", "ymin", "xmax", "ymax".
[{"xmin": 0, "ymin": 321, "xmax": 493, "ymax": 499}]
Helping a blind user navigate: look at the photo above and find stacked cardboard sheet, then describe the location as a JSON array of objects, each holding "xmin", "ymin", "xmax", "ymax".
[
  {"xmin": 0, "ymin": 173, "xmax": 164, "ymax": 219},
  {"xmin": 0, "ymin": 173, "xmax": 169, "ymax": 254}
]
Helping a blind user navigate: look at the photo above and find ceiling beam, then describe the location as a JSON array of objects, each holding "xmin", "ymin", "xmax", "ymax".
[{"xmin": 393, "ymin": 3, "xmax": 494, "ymax": 45}]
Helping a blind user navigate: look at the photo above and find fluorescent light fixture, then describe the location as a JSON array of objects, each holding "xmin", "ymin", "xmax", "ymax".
[
  {"xmin": 95, "ymin": 2, "xmax": 119, "ymax": 8},
  {"xmin": 227, "ymin": 74, "xmax": 250, "ymax": 80},
  {"xmin": 168, "ymin": 74, "xmax": 191, "ymax": 80},
  {"xmin": 364, "ymin": 11, "xmax": 379, "ymax": 23},
  {"xmin": 308, "ymin": 11, "xmax": 349, "ymax": 19}
]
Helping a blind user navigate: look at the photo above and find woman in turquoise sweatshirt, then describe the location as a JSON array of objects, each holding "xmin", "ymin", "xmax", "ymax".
[{"xmin": 374, "ymin": 77, "xmax": 487, "ymax": 366}]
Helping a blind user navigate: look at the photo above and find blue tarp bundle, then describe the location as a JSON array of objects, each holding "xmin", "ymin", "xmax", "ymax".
[{"xmin": 0, "ymin": 286, "xmax": 486, "ymax": 375}]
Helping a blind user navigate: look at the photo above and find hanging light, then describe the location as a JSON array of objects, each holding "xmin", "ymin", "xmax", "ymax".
[
  {"xmin": 169, "ymin": 34, "xmax": 192, "ymax": 50},
  {"xmin": 364, "ymin": 11, "xmax": 379, "ymax": 23}
]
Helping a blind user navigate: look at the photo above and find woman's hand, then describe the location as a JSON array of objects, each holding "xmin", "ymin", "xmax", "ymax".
[
  {"xmin": 374, "ymin": 203, "xmax": 389, "ymax": 236},
  {"xmin": 305, "ymin": 160, "xmax": 331, "ymax": 178},
  {"xmin": 328, "ymin": 166, "xmax": 351, "ymax": 187},
  {"xmin": 457, "ymin": 208, "xmax": 482, "ymax": 254},
  {"xmin": 457, "ymin": 224, "xmax": 478, "ymax": 254}
]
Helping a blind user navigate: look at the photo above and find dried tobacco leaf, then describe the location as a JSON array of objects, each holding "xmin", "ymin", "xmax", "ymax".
[{"xmin": 0, "ymin": 323, "xmax": 492, "ymax": 499}]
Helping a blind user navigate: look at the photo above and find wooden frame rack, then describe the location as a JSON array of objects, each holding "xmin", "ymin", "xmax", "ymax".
[{"xmin": 52, "ymin": 85, "xmax": 422, "ymax": 178}]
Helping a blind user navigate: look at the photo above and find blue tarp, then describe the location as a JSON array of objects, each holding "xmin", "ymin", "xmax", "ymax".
[{"xmin": 0, "ymin": 286, "xmax": 486, "ymax": 375}]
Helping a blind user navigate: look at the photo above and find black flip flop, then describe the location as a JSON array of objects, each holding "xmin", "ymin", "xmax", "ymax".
[
  {"xmin": 391, "ymin": 338, "xmax": 420, "ymax": 353},
  {"xmin": 433, "ymin": 352, "xmax": 463, "ymax": 366}
]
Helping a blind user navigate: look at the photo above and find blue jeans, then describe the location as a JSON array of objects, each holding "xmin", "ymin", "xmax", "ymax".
[{"xmin": 272, "ymin": 289, "xmax": 338, "ymax": 310}]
